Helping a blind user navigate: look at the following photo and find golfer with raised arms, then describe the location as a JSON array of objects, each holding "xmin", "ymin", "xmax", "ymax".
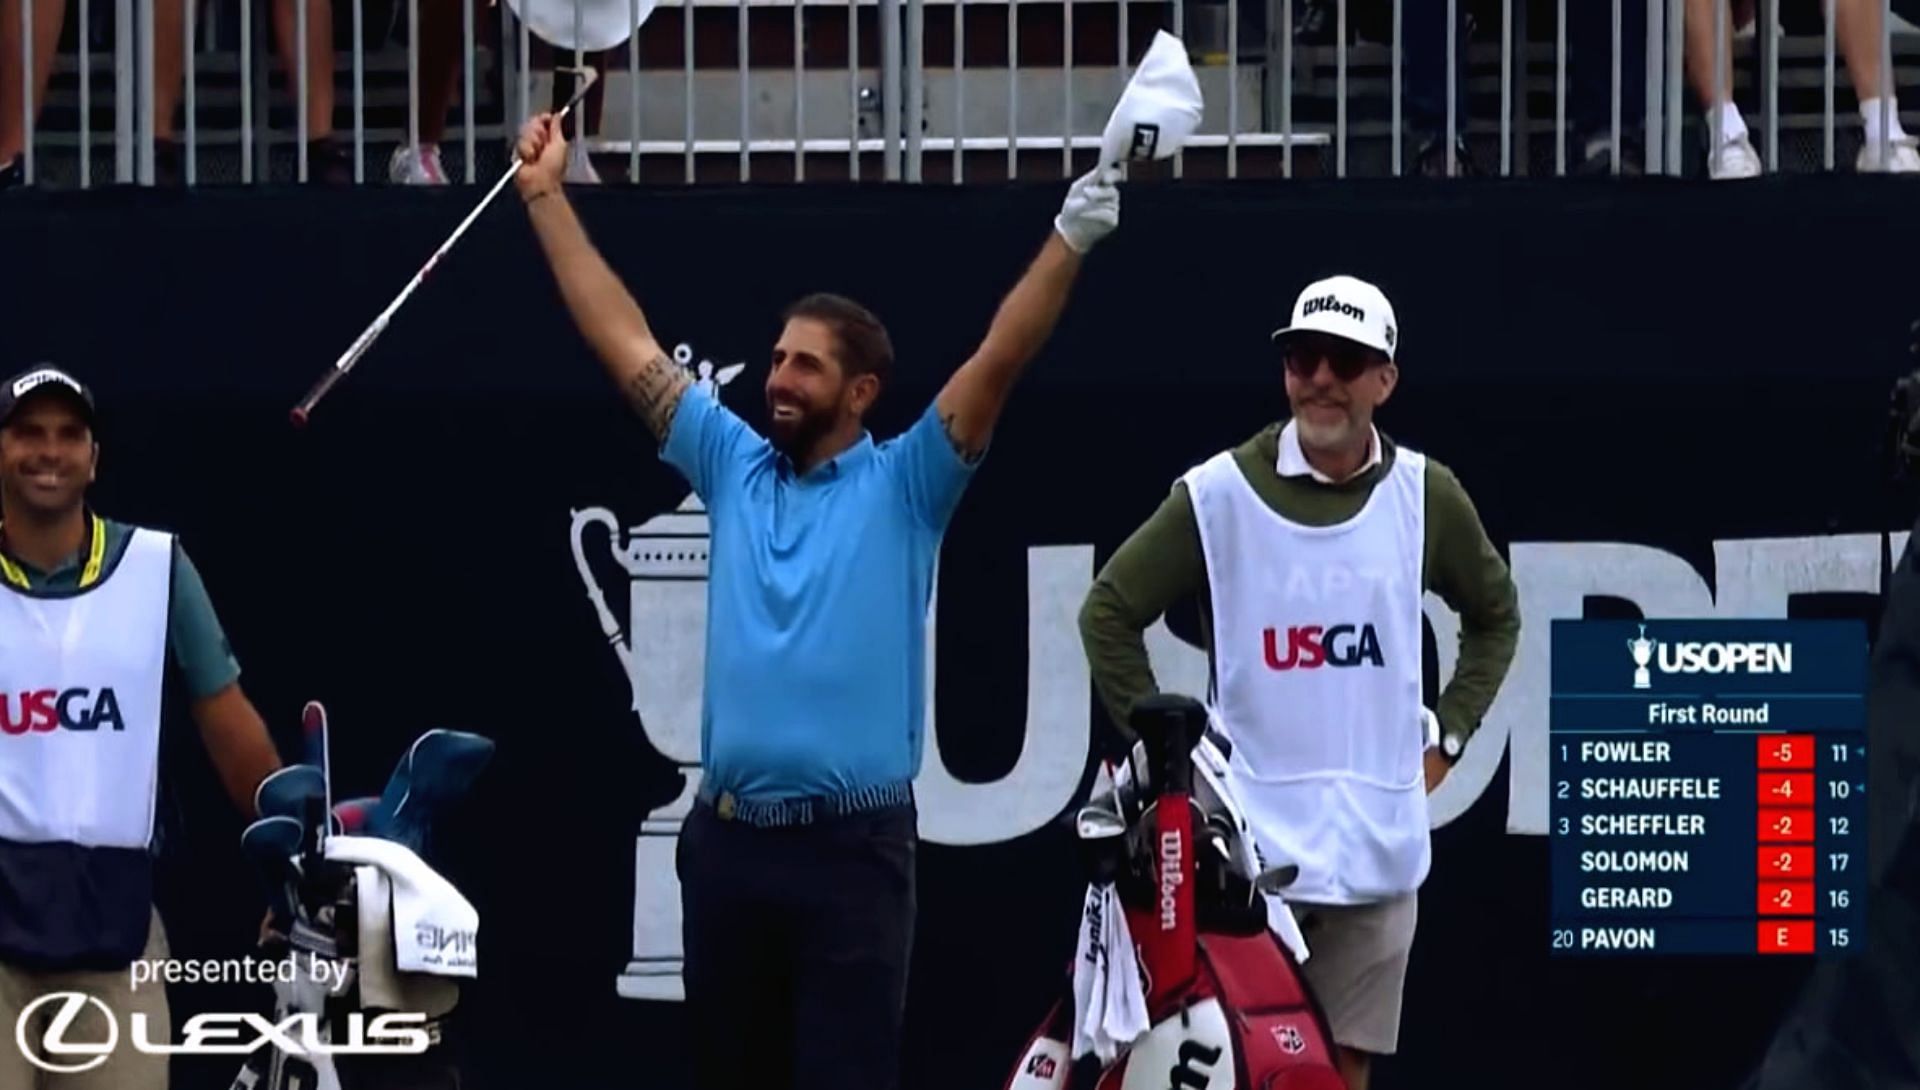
[{"xmin": 512, "ymin": 113, "xmax": 1120, "ymax": 1088}]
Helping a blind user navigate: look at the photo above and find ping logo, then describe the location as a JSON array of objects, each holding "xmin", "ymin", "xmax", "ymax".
[
  {"xmin": 1129, "ymin": 122, "xmax": 1162, "ymax": 160},
  {"xmin": 414, "ymin": 924, "xmax": 477, "ymax": 957}
]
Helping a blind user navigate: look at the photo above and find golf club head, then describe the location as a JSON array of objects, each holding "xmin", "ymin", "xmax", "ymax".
[
  {"xmin": 552, "ymin": 64, "xmax": 602, "ymax": 117},
  {"xmin": 366, "ymin": 730, "xmax": 496, "ymax": 856},
  {"xmin": 1254, "ymin": 863, "xmax": 1301, "ymax": 895},
  {"xmin": 240, "ymin": 815, "xmax": 305, "ymax": 923},
  {"xmin": 1075, "ymin": 804, "xmax": 1127, "ymax": 840}
]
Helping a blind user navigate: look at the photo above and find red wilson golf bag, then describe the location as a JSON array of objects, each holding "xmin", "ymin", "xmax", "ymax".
[{"xmin": 1003, "ymin": 694, "xmax": 1345, "ymax": 1090}]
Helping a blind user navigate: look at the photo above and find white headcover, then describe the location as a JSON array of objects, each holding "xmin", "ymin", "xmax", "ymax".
[
  {"xmin": 1099, "ymin": 31, "xmax": 1205, "ymax": 168},
  {"xmin": 503, "ymin": 0, "xmax": 656, "ymax": 52}
]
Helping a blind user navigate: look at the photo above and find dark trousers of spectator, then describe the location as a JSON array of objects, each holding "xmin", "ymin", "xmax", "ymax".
[
  {"xmin": 1569, "ymin": 0, "xmax": 1650, "ymax": 164},
  {"xmin": 1404, "ymin": 1, "xmax": 1651, "ymax": 166},
  {"xmin": 677, "ymin": 796, "xmax": 917, "ymax": 1090},
  {"xmin": 1405, "ymin": 0, "xmax": 1472, "ymax": 149}
]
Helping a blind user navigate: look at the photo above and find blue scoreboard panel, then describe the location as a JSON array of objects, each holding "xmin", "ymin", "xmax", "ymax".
[{"xmin": 1550, "ymin": 621, "xmax": 1868, "ymax": 956}]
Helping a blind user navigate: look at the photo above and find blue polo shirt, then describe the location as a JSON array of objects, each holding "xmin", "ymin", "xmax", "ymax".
[{"xmin": 661, "ymin": 383, "xmax": 979, "ymax": 801}]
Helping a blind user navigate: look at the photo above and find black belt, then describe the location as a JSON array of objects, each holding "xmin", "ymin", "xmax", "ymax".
[{"xmin": 696, "ymin": 779, "xmax": 914, "ymax": 828}]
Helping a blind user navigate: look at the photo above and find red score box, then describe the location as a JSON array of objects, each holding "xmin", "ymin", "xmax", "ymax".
[
  {"xmin": 1757, "ymin": 773, "xmax": 1816, "ymax": 808},
  {"xmin": 1758, "ymin": 845, "xmax": 1816, "ymax": 879},
  {"xmin": 1757, "ymin": 808, "xmax": 1816, "ymax": 843},
  {"xmin": 1757, "ymin": 920, "xmax": 1816, "ymax": 954},
  {"xmin": 1757, "ymin": 880, "xmax": 1816, "ymax": 916},
  {"xmin": 1757, "ymin": 734, "xmax": 1816, "ymax": 770}
]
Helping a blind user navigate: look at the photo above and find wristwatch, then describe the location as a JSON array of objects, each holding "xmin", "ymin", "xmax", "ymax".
[{"xmin": 1423, "ymin": 706, "xmax": 1465, "ymax": 764}]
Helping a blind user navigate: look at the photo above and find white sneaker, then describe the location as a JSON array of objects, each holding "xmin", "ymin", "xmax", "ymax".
[
  {"xmin": 1709, "ymin": 135, "xmax": 1763, "ymax": 180},
  {"xmin": 1857, "ymin": 136, "xmax": 1920, "ymax": 173},
  {"xmin": 389, "ymin": 143, "xmax": 448, "ymax": 185},
  {"xmin": 565, "ymin": 139, "xmax": 601, "ymax": 184}
]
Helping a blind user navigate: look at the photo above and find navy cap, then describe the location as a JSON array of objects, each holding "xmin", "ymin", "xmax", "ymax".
[{"xmin": 0, "ymin": 366, "xmax": 97, "ymax": 430}]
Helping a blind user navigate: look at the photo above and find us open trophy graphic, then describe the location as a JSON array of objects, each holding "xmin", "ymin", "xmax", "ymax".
[
  {"xmin": 1629, "ymin": 623, "xmax": 1656, "ymax": 690},
  {"xmin": 568, "ymin": 345, "xmax": 740, "ymax": 1002}
]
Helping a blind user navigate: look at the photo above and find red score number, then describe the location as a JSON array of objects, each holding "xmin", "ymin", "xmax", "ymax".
[
  {"xmin": 1756, "ymin": 735, "xmax": 1816, "ymax": 770},
  {"xmin": 1757, "ymin": 773, "xmax": 1815, "ymax": 807},
  {"xmin": 1757, "ymin": 808, "xmax": 1815, "ymax": 843}
]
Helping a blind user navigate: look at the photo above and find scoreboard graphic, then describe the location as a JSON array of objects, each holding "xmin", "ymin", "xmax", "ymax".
[{"xmin": 1549, "ymin": 620, "xmax": 1869, "ymax": 956}]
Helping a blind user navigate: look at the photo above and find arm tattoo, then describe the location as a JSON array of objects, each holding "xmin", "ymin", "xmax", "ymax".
[
  {"xmin": 626, "ymin": 351, "xmax": 692, "ymax": 440},
  {"xmin": 941, "ymin": 410, "xmax": 987, "ymax": 465}
]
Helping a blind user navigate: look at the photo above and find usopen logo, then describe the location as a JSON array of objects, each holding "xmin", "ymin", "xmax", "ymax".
[{"xmin": 1628, "ymin": 625, "xmax": 1792, "ymax": 689}]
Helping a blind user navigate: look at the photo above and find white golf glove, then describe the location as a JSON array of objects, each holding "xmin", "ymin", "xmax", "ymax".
[{"xmin": 1054, "ymin": 165, "xmax": 1121, "ymax": 254}]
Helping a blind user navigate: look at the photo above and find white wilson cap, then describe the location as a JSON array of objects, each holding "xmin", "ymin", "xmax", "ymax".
[{"xmin": 1269, "ymin": 275, "xmax": 1399, "ymax": 361}]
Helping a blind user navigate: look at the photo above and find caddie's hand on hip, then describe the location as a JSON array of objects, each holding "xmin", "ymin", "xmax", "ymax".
[
  {"xmin": 1424, "ymin": 748, "xmax": 1451, "ymax": 793},
  {"xmin": 515, "ymin": 113, "xmax": 569, "ymax": 201},
  {"xmin": 1054, "ymin": 165, "xmax": 1122, "ymax": 254}
]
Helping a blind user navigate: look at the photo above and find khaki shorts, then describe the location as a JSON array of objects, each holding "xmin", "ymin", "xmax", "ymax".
[
  {"xmin": 1290, "ymin": 893, "xmax": 1418, "ymax": 1056},
  {"xmin": 0, "ymin": 906, "xmax": 171, "ymax": 1090}
]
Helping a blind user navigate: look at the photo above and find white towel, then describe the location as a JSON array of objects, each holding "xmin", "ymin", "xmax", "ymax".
[
  {"xmin": 323, "ymin": 835, "xmax": 478, "ymax": 979},
  {"xmin": 350, "ymin": 864, "xmax": 463, "ymax": 1017},
  {"xmin": 1069, "ymin": 882, "xmax": 1149, "ymax": 1063},
  {"xmin": 1261, "ymin": 889, "xmax": 1312, "ymax": 966}
]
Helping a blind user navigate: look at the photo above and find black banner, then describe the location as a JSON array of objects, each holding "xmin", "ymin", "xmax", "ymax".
[{"xmin": 4, "ymin": 174, "xmax": 1913, "ymax": 1090}]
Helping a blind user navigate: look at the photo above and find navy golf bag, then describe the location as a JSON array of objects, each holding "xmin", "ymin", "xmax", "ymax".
[
  {"xmin": 1004, "ymin": 694, "xmax": 1345, "ymax": 1090},
  {"xmin": 229, "ymin": 701, "xmax": 492, "ymax": 1090}
]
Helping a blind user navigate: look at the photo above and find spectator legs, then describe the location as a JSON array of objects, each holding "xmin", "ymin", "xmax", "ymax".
[
  {"xmin": 1830, "ymin": 0, "xmax": 1915, "ymax": 170},
  {"xmin": 1402, "ymin": 0, "xmax": 1472, "ymax": 175},
  {"xmin": 1568, "ymin": 0, "xmax": 1649, "ymax": 173},
  {"xmin": 0, "ymin": 0, "xmax": 68, "ymax": 172}
]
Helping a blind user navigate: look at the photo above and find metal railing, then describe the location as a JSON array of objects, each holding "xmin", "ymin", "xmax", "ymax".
[{"xmin": 3, "ymin": 0, "xmax": 1916, "ymax": 187}]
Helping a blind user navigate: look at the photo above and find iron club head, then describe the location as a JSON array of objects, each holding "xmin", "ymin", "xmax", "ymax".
[
  {"xmin": 551, "ymin": 65, "xmax": 602, "ymax": 119},
  {"xmin": 1254, "ymin": 863, "xmax": 1300, "ymax": 895},
  {"xmin": 1075, "ymin": 805, "xmax": 1127, "ymax": 840}
]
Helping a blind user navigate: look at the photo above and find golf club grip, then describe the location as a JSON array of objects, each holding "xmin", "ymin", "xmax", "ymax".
[
  {"xmin": 292, "ymin": 365, "xmax": 348, "ymax": 423},
  {"xmin": 291, "ymin": 320, "xmax": 381, "ymax": 423}
]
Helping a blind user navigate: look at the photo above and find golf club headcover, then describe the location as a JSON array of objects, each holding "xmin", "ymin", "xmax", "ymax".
[
  {"xmin": 365, "ymin": 731, "xmax": 496, "ymax": 857},
  {"xmin": 254, "ymin": 765, "xmax": 326, "ymax": 826},
  {"xmin": 240, "ymin": 815, "xmax": 305, "ymax": 925},
  {"xmin": 1129, "ymin": 693, "xmax": 1204, "ymax": 796},
  {"xmin": 332, "ymin": 796, "xmax": 379, "ymax": 835}
]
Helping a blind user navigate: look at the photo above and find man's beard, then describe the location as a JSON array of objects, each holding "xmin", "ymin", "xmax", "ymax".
[
  {"xmin": 768, "ymin": 401, "xmax": 837, "ymax": 459},
  {"xmin": 1292, "ymin": 399, "xmax": 1358, "ymax": 451}
]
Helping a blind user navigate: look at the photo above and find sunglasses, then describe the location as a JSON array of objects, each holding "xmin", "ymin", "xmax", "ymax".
[{"xmin": 1281, "ymin": 336, "xmax": 1388, "ymax": 383}]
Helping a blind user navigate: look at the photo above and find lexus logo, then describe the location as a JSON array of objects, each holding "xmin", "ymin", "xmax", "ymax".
[{"xmin": 15, "ymin": 992, "xmax": 117, "ymax": 1074}]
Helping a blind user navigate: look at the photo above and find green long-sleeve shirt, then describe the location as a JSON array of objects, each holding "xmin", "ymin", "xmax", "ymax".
[{"xmin": 1079, "ymin": 421, "xmax": 1521, "ymax": 751}]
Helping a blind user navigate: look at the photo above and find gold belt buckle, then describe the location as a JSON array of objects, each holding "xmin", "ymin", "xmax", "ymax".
[{"xmin": 716, "ymin": 791, "xmax": 736, "ymax": 821}]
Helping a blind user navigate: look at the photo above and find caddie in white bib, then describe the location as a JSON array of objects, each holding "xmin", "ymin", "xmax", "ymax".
[
  {"xmin": 1183, "ymin": 445, "xmax": 1430, "ymax": 905},
  {"xmin": 0, "ymin": 523, "xmax": 171, "ymax": 968}
]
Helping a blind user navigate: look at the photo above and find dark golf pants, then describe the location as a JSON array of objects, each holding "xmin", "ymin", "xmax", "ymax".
[{"xmin": 677, "ymin": 796, "xmax": 916, "ymax": 1090}]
